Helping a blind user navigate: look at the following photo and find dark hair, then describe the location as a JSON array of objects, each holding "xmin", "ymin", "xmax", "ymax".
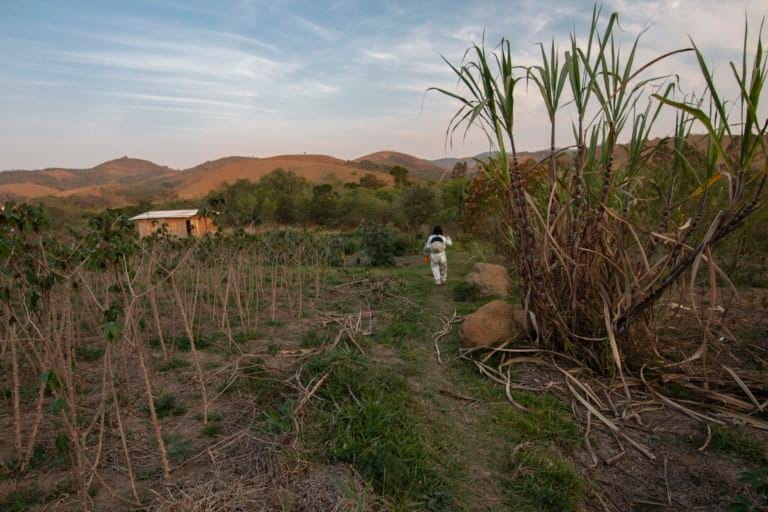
[{"xmin": 432, "ymin": 226, "xmax": 443, "ymax": 236}]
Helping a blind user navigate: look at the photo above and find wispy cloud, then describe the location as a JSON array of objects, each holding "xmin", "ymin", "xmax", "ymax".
[
  {"xmin": 1, "ymin": 0, "xmax": 766, "ymax": 169},
  {"xmin": 290, "ymin": 14, "xmax": 341, "ymax": 41}
]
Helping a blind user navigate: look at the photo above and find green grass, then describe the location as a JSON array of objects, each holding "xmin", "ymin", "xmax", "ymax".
[
  {"xmin": 202, "ymin": 423, "xmax": 222, "ymax": 437},
  {"xmin": 300, "ymin": 328, "xmax": 333, "ymax": 348},
  {"xmin": 301, "ymin": 348, "xmax": 452, "ymax": 509},
  {"xmin": 705, "ymin": 426, "xmax": 767, "ymax": 465},
  {"xmin": 152, "ymin": 393, "xmax": 186, "ymax": 419},
  {"xmin": 157, "ymin": 356, "xmax": 191, "ymax": 372},
  {"xmin": 218, "ymin": 358, "xmax": 285, "ymax": 404},
  {"xmin": 170, "ymin": 333, "xmax": 215, "ymax": 352},
  {"xmin": 75, "ymin": 345, "xmax": 105, "ymax": 362},
  {"xmin": 0, "ymin": 486, "xmax": 44, "ymax": 512},
  {"xmin": 452, "ymin": 281, "xmax": 482, "ymax": 302},
  {"xmin": 373, "ymin": 319, "xmax": 425, "ymax": 348},
  {"xmin": 162, "ymin": 433, "xmax": 194, "ymax": 464},
  {"xmin": 505, "ymin": 449, "xmax": 584, "ymax": 512},
  {"xmin": 489, "ymin": 391, "xmax": 579, "ymax": 447}
]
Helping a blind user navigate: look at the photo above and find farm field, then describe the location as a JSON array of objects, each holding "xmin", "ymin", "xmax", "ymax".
[
  {"xmin": 3, "ymin": 2, "xmax": 768, "ymax": 511},
  {"xmin": 1, "ymin": 217, "xmax": 766, "ymax": 511}
]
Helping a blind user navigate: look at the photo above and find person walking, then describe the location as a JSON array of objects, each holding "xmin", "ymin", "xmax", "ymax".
[{"xmin": 424, "ymin": 226, "xmax": 452, "ymax": 286}]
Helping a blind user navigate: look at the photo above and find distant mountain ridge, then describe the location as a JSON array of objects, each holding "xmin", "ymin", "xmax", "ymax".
[{"xmin": 0, "ymin": 146, "xmax": 586, "ymax": 207}]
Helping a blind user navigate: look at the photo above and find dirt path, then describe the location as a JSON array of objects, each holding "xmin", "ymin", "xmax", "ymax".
[{"xmin": 382, "ymin": 254, "xmax": 527, "ymax": 510}]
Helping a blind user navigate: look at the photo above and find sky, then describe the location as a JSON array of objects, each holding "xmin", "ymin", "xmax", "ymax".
[{"xmin": 1, "ymin": 0, "xmax": 766, "ymax": 170}]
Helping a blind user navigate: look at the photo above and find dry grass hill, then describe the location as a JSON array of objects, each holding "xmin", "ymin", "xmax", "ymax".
[
  {"xmin": 0, "ymin": 154, "xmax": 400, "ymax": 207},
  {"xmin": 354, "ymin": 150, "xmax": 446, "ymax": 180},
  {"xmin": 172, "ymin": 154, "xmax": 392, "ymax": 199}
]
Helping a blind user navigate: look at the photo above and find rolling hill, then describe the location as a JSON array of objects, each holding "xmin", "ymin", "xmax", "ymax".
[
  {"xmin": 0, "ymin": 154, "xmax": 395, "ymax": 207},
  {"xmin": 172, "ymin": 154, "xmax": 392, "ymax": 199},
  {"xmin": 354, "ymin": 151, "xmax": 446, "ymax": 181},
  {"xmin": 0, "ymin": 157, "xmax": 179, "ymax": 202}
]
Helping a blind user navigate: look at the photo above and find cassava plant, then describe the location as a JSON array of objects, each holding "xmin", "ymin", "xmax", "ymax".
[{"xmin": 434, "ymin": 6, "xmax": 767, "ymax": 373}]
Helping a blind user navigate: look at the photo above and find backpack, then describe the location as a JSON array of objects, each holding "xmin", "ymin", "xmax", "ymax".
[{"xmin": 429, "ymin": 235, "xmax": 445, "ymax": 254}]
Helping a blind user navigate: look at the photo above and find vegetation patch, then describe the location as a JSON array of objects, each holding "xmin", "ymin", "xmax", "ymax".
[
  {"xmin": 152, "ymin": 393, "xmax": 186, "ymax": 419},
  {"xmin": 704, "ymin": 426, "xmax": 767, "ymax": 465},
  {"xmin": 302, "ymin": 348, "xmax": 451, "ymax": 508},
  {"xmin": 490, "ymin": 391, "xmax": 579, "ymax": 447},
  {"xmin": 157, "ymin": 356, "xmax": 192, "ymax": 372},
  {"xmin": 505, "ymin": 449, "xmax": 584, "ymax": 512}
]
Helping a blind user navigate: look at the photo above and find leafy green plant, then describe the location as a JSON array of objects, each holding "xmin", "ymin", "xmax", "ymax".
[
  {"xmin": 162, "ymin": 434, "xmax": 194, "ymax": 464},
  {"xmin": 152, "ymin": 393, "xmax": 186, "ymax": 419},
  {"xmin": 357, "ymin": 224, "xmax": 404, "ymax": 267}
]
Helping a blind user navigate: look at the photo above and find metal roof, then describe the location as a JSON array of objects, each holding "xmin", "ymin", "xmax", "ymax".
[{"xmin": 129, "ymin": 209, "xmax": 199, "ymax": 221}]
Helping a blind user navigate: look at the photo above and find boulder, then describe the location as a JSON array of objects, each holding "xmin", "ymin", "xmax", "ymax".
[
  {"xmin": 460, "ymin": 300, "xmax": 527, "ymax": 349},
  {"xmin": 465, "ymin": 263, "xmax": 511, "ymax": 298}
]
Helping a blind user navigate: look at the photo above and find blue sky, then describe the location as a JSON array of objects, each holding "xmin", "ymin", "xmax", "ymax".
[{"xmin": 1, "ymin": 0, "xmax": 766, "ymax": 169}]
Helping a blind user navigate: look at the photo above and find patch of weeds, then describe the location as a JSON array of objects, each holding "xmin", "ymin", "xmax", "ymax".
[
  {"xmin": 730, "ymin": 466, "xmax": 768, "ymax": 511},
  {"xmin": 301, "ymin": 328, "xmax": 332, "ymax": 348},
  {"xmin": 203, "ymin": 423, "xmax": 222, "ymax": 437},
  {"xmin": 0, "ymin": 486, "xmax": 44, "ymax": 512},
  {"xmin": 232, "ymin": 330, "xmax": 266, "ymax": 344},
  {"xmin": 665, "ymin": 381, "xmax": 695, "ymax": 400},
  {"xmin": 505, "ymin": 449, "xmax": 584, "ymax": 512},
  {"xmin": 267, "ymin": 340, "xmax": 279, "ymax": 355},
  {"xmin": 302, "ymin": 348, "xmax": 451, "ymax": 508},
  {"xmin": 374, "ymin": 320, "xmax": 425, "ymax": 348},
  {"xmin": 261, "ymin": 399, "xmax": 297, "ymax": 435},
  {"xmin": 265, "ymin": 319, "xmax": 285, "ymax": 328},
  {"xmin": 170, "ymin": 333, "xmax": 214, "ymax": 352},
  {"xmin": 152, "ymin": 393, "xmax": 186, "ymax": 419},
  {"xmin": 75, "ymin": 345, "xmax": 105, "ymax": 362},
  {"xmin": 218, "ymin": 358, "xmax": 284, "ymax": 404},
  {"xmin": 136, "ymin": 467, "xmax": 162, "ymax": 481},
  {"xmin": 452, "ymin": 281, "xmax": 482, "ymax": 302},
  {"xmin": 162, "ymin": 433, "xmax": 194, "ymax": 464},
  {"xmin": 706, "ymin": 426, "xmax": 767, "ymax": 465},
  {"xmin": 489, "ymin": 391, "xmax": 579, "ymax": 447},
  {"xmin": 157, "ymin": 357, "xmax": 191, "ymax": 372},
  {"xmin": 448, "ymin": 360, "xmax": 506, "ymax": 401}
]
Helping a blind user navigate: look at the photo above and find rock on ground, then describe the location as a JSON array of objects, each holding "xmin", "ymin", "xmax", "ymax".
[
  {"xmin": 465, "ymin": 263, "xmax": 511, "ymax": 298},
  {"xmin": 460, "ymin": 300, "xmax": 528, "ymax": 349}
]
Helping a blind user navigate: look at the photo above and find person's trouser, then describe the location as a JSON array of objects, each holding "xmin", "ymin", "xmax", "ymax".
[{"xmin": 430, "ymin": 252, "xmax": 448, "ymax": 284}]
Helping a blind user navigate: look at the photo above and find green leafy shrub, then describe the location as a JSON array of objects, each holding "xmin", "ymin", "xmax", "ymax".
[
  {"xmin": 152, "ymin": 393, "xmax": 186, "ymax": 419},
  {"xmin": 358, "ymin": 224, "xmax": 404, "ymax": 266}
]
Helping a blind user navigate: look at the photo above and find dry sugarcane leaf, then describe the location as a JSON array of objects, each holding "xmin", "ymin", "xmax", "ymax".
[
  {"xmin": 710, "ymin": 408, "xmax": 768, "ymax": 430},
  {"xmin": 722, "ymin": 365, "xmax": 764, "ymax": 412},
  {"xmin": 566, "ymin": 380, "xmax": 619, "ymax": 433}
]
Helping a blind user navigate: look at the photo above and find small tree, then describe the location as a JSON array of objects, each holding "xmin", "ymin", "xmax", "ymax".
[
  {"xmin": 390, "ymin": 165, "xmax": 410, "ymax": 187},
  {"xmin": 401, "ymin": 185, "xmax": 438, "ymax": 230},
  {"xmin": 359, "ymin": 173, "xmax": 387, "ymax": 189}
]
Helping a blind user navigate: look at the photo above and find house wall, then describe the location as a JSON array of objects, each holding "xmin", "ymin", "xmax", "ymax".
[{"xmin": 134, "ymin": 216, "xmax": 217, "ymax": 238}]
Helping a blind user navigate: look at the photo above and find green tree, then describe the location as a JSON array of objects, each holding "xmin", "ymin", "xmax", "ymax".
[
  {"xmin": 359, "ymin": 173, "xmax": 386, "ymax": 189},
  {"xmin": 390, "ymin": 166, "xmax": 410, "ymax": 187},
  {"xmin": 310, "ymin": 184, "xmax": 340, "ymax": 225},
  {"xmin": 400, "ymin": 185, "xmax": 438, "ymax": 229}
]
